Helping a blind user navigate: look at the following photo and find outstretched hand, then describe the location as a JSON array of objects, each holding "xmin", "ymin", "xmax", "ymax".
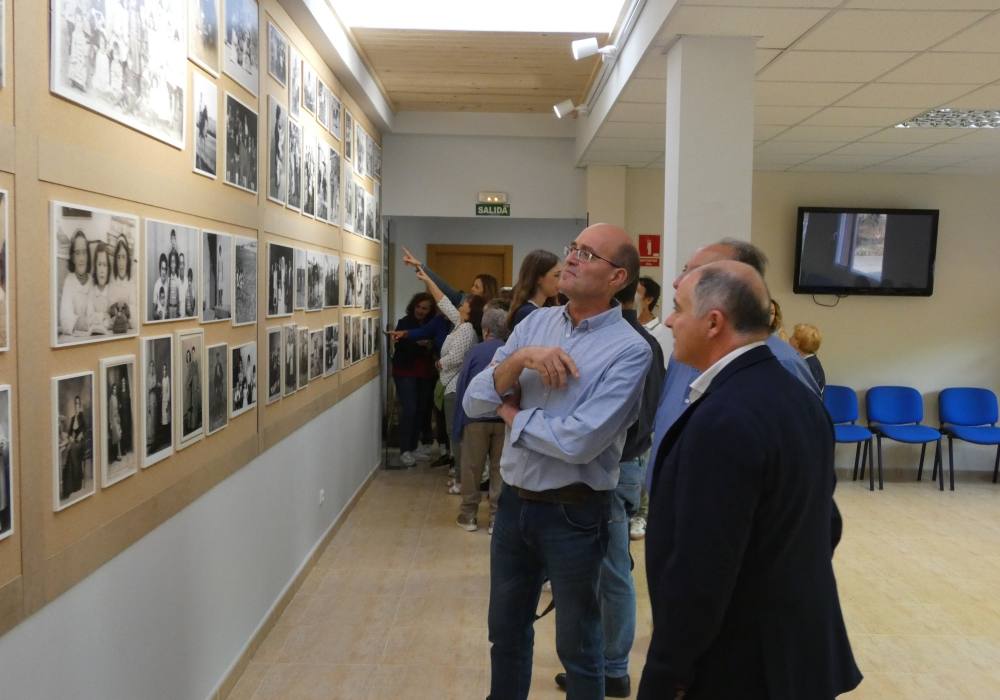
[
  {"xmin": 402, "ymin": 246, "xmax": 422, "ymax": 269},
  {"xmin": 414, "ymin": 267, "xmax": 431, "ymax": 283},
  {"xmin": 519, "ymin": 347, "xmax": 580, "ymax": 389}
]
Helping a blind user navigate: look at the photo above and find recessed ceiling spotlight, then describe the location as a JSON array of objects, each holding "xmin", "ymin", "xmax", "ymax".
[
  {"xmin": 896, "ymin": 108, "xmax": 1000, "ymax": 129},
  {"xmin": 571, "ymin": 37, "xmax": 618, "ymax": 62},
  {"xmin": 553, "ymin": 99, "xmax": 589, "ymax": 119}
]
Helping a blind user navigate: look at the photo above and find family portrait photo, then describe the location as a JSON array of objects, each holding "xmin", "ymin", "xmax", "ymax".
[
  {"xmin": 266, "ymin": 21, "xmax": 287, "ymax": 87},
  {"xmin": 309, "ymin": 329, "xmax": 323, "ymax": 381},
  {"xmin": 223, "ymin": 0, "xmax": 258, "ymax": 96},
  {"xmin": 53, "ymin": 371, "xmax": 95, "ymax": 511},
  {"xmin": 324, "ymin": 254, "xmax": 339, "ymax": 308},
  {"xmin": 288, "ymin": 46, "xmax": 301, "ymax": 119},
  {"xmin": 206, "ymin": 342, "xmax": 228, "ymax": 434},
  {"xmin": 328, "ymin": 147, "xmax": 341, "ymax": 226},
  {"xmin": 344, "ymin": 110, "xmax": 353, "ymax": 161},
  {"xmin": 323, "ymin": 323, "xmax": 338, "ymax": 376},
  {"xmin": 267, "ymin": 95, "xmax": 287, "ymax": 204},
  {"xmin": 267, "ymin": 327, "xmax": 281, "ymax": 404},
  {"xmin": 306, "ymin": 249, "xmax": 323, "ymax": 311},
  {"xmin": 316, "ymin": 147, "xmax": 329, "ymax": 222},
  {"xmin": 225, "ymin": 92, "xmax": 258, "ymax": 194},
  {"xmin": 330, "ymin": 93, "xmax": 341, "ymax": 141},
  {"xmin": 302, "ymin": 127, "xmax": 316, "ymax": 217},
  {"xmin": 317, "ymin": 81, "xmax": 329, "ymax": 131},
  {"xmin": 201, "ymin": 230, "xmax": 232, "ymax": 322},
  {"xmin": 231, "ymin": 341, "xmax": 257, "ymax": 418},
  {"xmin": 52, "ymin": 202, "xmax": 139, "ymax": 347},
  {"xmin": 286, "ymin": 118, "xmax": 302, "ymax": 211},
  {"xmin": 342, "ymin": 258, "xmax": 355, "ymax": 307},
  {"xmin": 0, "ymin": 386, "xmax": 11, "ymax": 540},
  {"xmin": 145, "ymin": 219, "xmax": 200, "ymax": 323},
  {"xmin": 189, "ymin": 0, "xmax": 220, "ymax": 75},
  {"xmin": 100, "ymin": 355, "xmax": 137, "ymax": 488},
  {"xmin": 302, "ymin": 61, "xmax": 316, "ymax": 115},
  {"xmin": 283, "ymin": 323, "xmax": 297, "ymax": 395},
  {"xmin": 142, "ymin": 334, "xmax": 173, "ymax": 467},
  {"xmin": 266, "ymin": 242, "xmax": 293, "ymax": 317},
  {"xmin": 343, "ymin": 175, "xmax": 354, "ymax": 233},
  {"xmin": 297, "ymin": 326, "xmax": 308, "ymax": 388},
  {"xmin": 294, "ymin": 248, "xmax": 307, "ymax": 309},
  {"xmin": 176, "ymin": 329, "xmax": 205, "ymax": 449},
  {"xmin": 233, "ymin": 235, "xmax": 258, "ymax": 326},
  {"xmin": 192, "ymin": 71, "xmax": 218, "ymax": 178},
  {"xmin": 352, "ymin": 316, "xmax": 361, "ymax": 362}
]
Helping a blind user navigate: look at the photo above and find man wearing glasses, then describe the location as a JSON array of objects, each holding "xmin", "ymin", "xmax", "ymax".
[{"xmin": 464, "ymin": 224, "xmax": 652, "ymax": 700}]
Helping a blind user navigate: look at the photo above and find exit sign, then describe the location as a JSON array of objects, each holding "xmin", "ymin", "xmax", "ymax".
[{"xmin": 476, "ymin": 202, "xmax": 510, "ymax": 216}]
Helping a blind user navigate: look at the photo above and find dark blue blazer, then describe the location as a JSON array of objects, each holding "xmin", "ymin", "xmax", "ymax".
[{"xmin": 639, "ymin": 345, "xmax": 861, "ymax": 700}]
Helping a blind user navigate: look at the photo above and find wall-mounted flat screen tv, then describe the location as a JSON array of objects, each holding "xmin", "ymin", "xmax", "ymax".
[{"xmin": 793, "ymin": 207, "xmax": 938, "ymax": 296}]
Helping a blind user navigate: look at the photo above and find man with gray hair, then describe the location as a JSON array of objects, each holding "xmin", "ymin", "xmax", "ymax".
[{"xmin": 640, "ymin": 261, "xmax": 860, "ymax": 699}]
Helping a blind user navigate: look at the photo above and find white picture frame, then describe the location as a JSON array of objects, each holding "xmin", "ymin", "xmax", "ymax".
[
  {"xmin": 233, "ymin": 235, "xmax": 258, "ymax": 326},
  {"xmin": 231, "ymin": 341, "xmax": 257, "ymax": 418},
  {"xmin": 189, "ymin": 0, "xmax": 221, "ymax": 77},
  {"xmin": 206, "ymin": 342, "xmax": 229, "ymax": 435},
  {"xmin": 282, "ymin": 323, "xmax": 298, "ymax": 396},
  {"xmin": 52, "ymin": 370, "xmax": 96, "ymax": 511},
  {"xmin": 202, "ymin": 230, "xmax": 233, "ymax": 323},
  {"xmin": 145, "ymin": 219, "xmax": 201, "ymax": 324},
  {"xmin": 266, "ymin": 326, "xmax": 282, "ymax": 404},
  {"xmin": 175, "ymin": 329, "xmax": 205, "ymax": 450},
  {"xmin": 266, "ymin": 95, "xmax": 288, "ymax": 205},
  {"xmin": 0, "ymin": 385, "xmax": 13, "ymax": 541},
  {"xmin": 99, "ymin": 355, "xmax": 138, "ymax": 489},
  {"xmin": 223, "ymin": 0, "xmax": 259, "ymax": 97},
  {"xmin": 266, "ymin": 21, "xmax": 288, "ymax": 87},
  {"xmin": 141, "ymin": 334, "xmax": 174, "ymax": 468},
  {"xmin": 192, "ymin": 70, "xmax": 219, "ymax": 179},
  {"xmin": 224, "ymin": 91, "xmax": 259, "ymax": 194}
]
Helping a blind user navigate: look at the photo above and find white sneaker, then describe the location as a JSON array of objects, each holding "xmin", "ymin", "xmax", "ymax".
[
  {"xmin": 412, "ymin": 450, "xmax": 432, "ymax": 462},
  {"xmin": 447, "ymin": 482, "xmax": 461, "ymax": 495},
  {"xmin": 448, "ymin": 466, "xmax": 457, "ymax": 478},
  {"xmin": 629, "ymin": 517, "xmax": 646, "ymax": 541},
  {"xmin": 399, "ymin": 451, "xmax": 416, "ymax": 467},
  {"xmin": 415, "ymin": 443, "xmax": 435, "ymax": 458}
]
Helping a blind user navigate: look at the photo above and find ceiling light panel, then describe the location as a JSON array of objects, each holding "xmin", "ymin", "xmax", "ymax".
[{"xmin": 897, "ymin": 108, "xmax": 1000, "ymax": 128}]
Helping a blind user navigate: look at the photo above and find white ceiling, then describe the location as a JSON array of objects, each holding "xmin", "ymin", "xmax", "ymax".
[{"xmin": 582, "ymin": 0, "xmax": 1000, "ymax": 173}]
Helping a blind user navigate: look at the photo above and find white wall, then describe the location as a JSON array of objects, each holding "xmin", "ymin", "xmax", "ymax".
[{"xmin": 0, "ymin": 381, "xmax": 382, "ymax": 700}]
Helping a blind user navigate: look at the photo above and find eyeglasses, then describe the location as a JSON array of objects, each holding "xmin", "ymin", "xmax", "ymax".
[{"xmin": 563, "ymin": 243, "xmax": 622, "ymax": 268}]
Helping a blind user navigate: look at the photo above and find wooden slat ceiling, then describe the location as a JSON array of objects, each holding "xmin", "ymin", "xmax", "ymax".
[{"xmin": 352, "ymin": 29, "xmax": 606, "ymax": 113}]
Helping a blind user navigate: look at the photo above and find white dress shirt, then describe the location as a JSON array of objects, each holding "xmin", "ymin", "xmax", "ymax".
[{"xmin": 687, "ymin": 341, "xmax": 766, "ymax": 404}]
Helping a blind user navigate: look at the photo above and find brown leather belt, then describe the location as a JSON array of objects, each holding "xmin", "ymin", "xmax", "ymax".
[{"xmin": 515, "ymin": 482, "xmax": 607, "ymax": 505}]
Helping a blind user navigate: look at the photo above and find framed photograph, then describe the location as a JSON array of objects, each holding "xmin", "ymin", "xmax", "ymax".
[
  {"xmin": 190, "ymin": 0, "xmax": 220, "ymax": 76},
  {"xmin": 365, "ymin": 191, "xmax": 375, "ymax": 239},
  {"xmin": 316, "ymin": 145, "xmax": 329, "ymax": 222},
  {"xmin": 364, "ymin": 263, "xmax": 372, "ymax": 311},
  {"xmin": 353, "ymin": 182, "xmax": 364, "ymax": 235},
  {"xmin": 52, "ymin": 201, "xmax": 139, "ymax": 347},
  {"xmin": 223, "ymin": 0, "xmax": 259, "ymax": 96},
  {"xmin": 192, "ymin": 71, "xmax": 218, "ymax": 179},
  {"xmin": 367, "ymin": 133, "xmax": 376, "ymax": 181},
  {"xmin": 317, "ymin": 81, "xmax": 329, "ymax": 131},
  {"xmin": 266, "ymin": 242, "xmax": 293, "ymax": 317},
  {"xmin": 266, "ymin": 95, "xmax": 287, "ymax": 204},
  {"xmin": 374, "ymin": 142, "xmax": 382, "ymax": 181},
  {"xmin": 352, "ymin": 316, "xmax": 362, "ymax": 361},
  {"xmin": 297, "ymin": 327, "xmax": 309, "ymax": 388},
  {"xmin": 176, "ymin": 329, "xmax": 205, "ymax": 449},
  {"xmin": 0, "ymin": 190, "xmax": 8, "ymax": 351},
  {"xmin": 141, "ymin": 334, "xmax": 174, "ymax": 467},
  {"xmin": 233, "ymin": 235, "xmax": 258, "ymax": 326},
  {"xmin": 302, "ymin": 127, "xmax": 317, "ymax": 218},
  {"xmin": 282, "ymin": 323, "xmax": 297, "ymax": 395},
  {"xmin": 342, "ymin": 258, "xmax": 355, "ymax": 307},
  {"xmin": 294, "ymin": 248, "xmax": 307, "ymax": 310},
  {"xmin": 206, "ymin": 342, "xmax": 229, "ymax": 434},
  {"xmin": 330, "ymin": 94, "xmax": 342, "ymax": 141},
  {"xmin": 100, "ymin": 355, "xmax": 138, "ymax": 488},
  {"xmin": 342, "ymin": 315, "xmax": 352, "ymax": 366},
  {"xmin": 286, "ymin": 118, "xmax": 302, "ymax": 211},
  {"xmin": 0, "ymin": 385, "xmax": 12, "ymax": 540},
  {"xmin": 201, "ymin": 231, "xmax": 232, "ymax": 323},
  {"xmin": 343, "ymin": 175, "xmax": 354, "ymax": 233},
  {"xmin": 266, "ymin": 327, "xmax": 282, "ymax": 404},
  {"xmin": 354, "ymin": 123, "xmax": 366, "ymax": 178},
  {"xmin": 53, "ymin": 371, "xmax": 95, "ymax": 511},
  {"xmin": 361, "ymin": 315, "xmax": 369, "ymax": 358},
  {"xmin": 288, "ymin": 47, "xmax": 301, "ymax": 119},
  {"xmin": 372, "ymin": 267, "xmax": 381, "ymax": 310},
  {"xmin": 302, "ymin": 61, "xmax": 316, "ymax": 115},
  {"xmin": 51, "ymin": 0, "xmax": 186, "ymax": 149},
  {"xmin": 145, "ymin": 219, "xmax": 200, "ymax": 323},
  {"xmin": 328, "ymin": 147, "xmax": 341, "ymax": 227},
  {"xmin": 323, "ymin": 324, "xmax": 338, "ymax": 376},
  {"xmin": 309, "ymin": 329, "xmax": 324, "ymax": 380},
  {"xmin": 224, "ymin": 91, "xmax": 258, "ymax": 194},
  {"xmin": 267, "ymin": 21, "xmax": 287, "ymax": 87},
  {"xmin": 231, "ymin": 341, "xmax": 257, "ymax": 418},
  {"xmin": 307, "ymin": 250, "xmax": 323, "ymax": 312},
  {"xmin": 324, "ymin": 254, "xmax": 340, "ymax": 308},
  {"xmin": 344, "ymin": 110, "xmax": 354, "ymax": 161}
]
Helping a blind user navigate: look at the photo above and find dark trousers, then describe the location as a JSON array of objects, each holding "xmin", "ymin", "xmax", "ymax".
[
  {"xmin": 394, "ymin": 375, "xmax": 434, "ymax": 453},
  {"xmin": 488, "ymin": 483, "xmax": 610, "ymax": 700}
]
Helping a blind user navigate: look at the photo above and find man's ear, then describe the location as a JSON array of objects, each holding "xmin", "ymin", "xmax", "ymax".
[{"xmin": 705, "ymin": 309, "xmax": 725, "ymax": 338}]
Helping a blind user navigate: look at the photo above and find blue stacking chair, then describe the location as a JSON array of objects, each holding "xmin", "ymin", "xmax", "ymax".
[
  {"xmin": 823, "ymin": 385, "xmax": 875, "ymax": 491},
  {"xmin": 866, "ymin": 386, "xmax": 944, "ymax": 490},
  {"xmin": 939, "ymin": 388, "xmax": 1000, "ymax": 486}
]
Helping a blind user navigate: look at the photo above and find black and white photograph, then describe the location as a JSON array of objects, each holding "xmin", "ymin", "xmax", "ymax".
[
  {"xmin": 361, "ymin": 315, "xmax": 369, "ymax": 358},
  {"xmin": 365, "ymin": 190, "xmax": 376, "ymax": 239},
  {"xmin": 344, "ymin": 315, "xmax": 354, "ymax": 366},
  {"xmin": 266, "ymin": 327, "xmax": 281, "ymax": 404},
  {"xmin": 145, "ymin": 219, "xmax": 200, "ymax": 323},
  {"xmin": 363, "ymin": 262, "xmax": 372, "ymax": 311},
  {"xmin": 193, "ymin": 71, "xmax": 218, "ymax": 179},
  {"xmin": 267, "ymin": 95, "xmax": 287, "ymax": 204},
  {"xmin": 52, "ymin": 201, "xmax": 139, "ymax": 347},
  {"xmin": 352, "ymin": 315, "xmax": 362, "ymax": 362},
  {"xmin": 374, "ymin": 142, "xmax": 382, "ymax": 181},
  {"xmin": 317, "ymin": 81, "xmax": 329, "ymax": 131},
  {"xmin": 294, "ymin": 248, "xmax": 307, "ymax": 310},
  {"xmin": 372, "ymin": 267, "xmax": 381, "ymax": 310},
  {"xmin": 100, "ymin": 355, "xmax": 137, "ymax": 488},
  {"xmin": 342, "ymin": 258, "xmax": 355, "ymax": 307},
  {"xmin": 282, "ymin": 323, "xmax": 297, "ymax": 396},
  {"xmin": 302, "ymin": 61, "xmax": 316, "ymax": 115},
  {"xmin": 309, "ymin": 329, "xmax": 323, "ymax": 381},
  {"xmin": 52, "ymin": 0, "xmax": 186, "ymax": 149},
  {"xmin": 142, "ymin": 334, "xmax": 174, "ymax": 467},
  {"xmin": 231, "ymin": 341, "xmax": 257, "ymax": 418},
  {"xmin": 330, "ymin": 94, "xmax": 342, "ymax": 141},
  {"xmin": 225, "ymin": 92, "xmax": 258, "ymax": 194},
  {"xmin": 206, "ymin": 342, "xmax": 228, "ymax": 434},
  {"xmin": 367, "ymin": 133, "xmax": 377, "ymax": 182},
  {"xmin": 286, "ymin": 118, "xmax": 302, "ymax": 211},
  {"xmin": 0, "ymin": 386, "xmax": 12, "ymax": 540},
  {"xmin": 323, "ymin": 324, "xmax": 338, "ymax": 376},
  {"xmin": 53, "ymin": 371, "xmax": 95, "ymax": 511},
  {"xmin": 266, "ymin": 242, "xmax": 293, "ymax": 317},
  {"xmin": 266, "ymin": 21, "xmax": 287, "ymax": 87},
  {"xmin": 324, "ymin": 254, "xmax": 339, "ymax": 308},
  {"xmin": 354, "ymin": 122, "xmax": 367, "ymax": 178},
  {"xmin": 353, "ymin": 182, "xmax": 365, "ymax": 234},
  {"xmin": 202, "ymin": 230, "xmax": 232, "ymax": 322},
  {"xmin": 329, "ymin": 146, "xmax": 341, "ymax": 226},
  {"xmin": 190, "ymin": 0, "xmax": 220, "ymax": 76},
  {"xmin": 223, "ymin": 0, "xmax": 258, "ymax": 96},
  {"xmin": 344, "ymin": 110, "xmax": 354, "ymax": 161},
  {"xmin": 297, "ymin": 327, "xmax": 309, "ymax": 388},
  {"xmin": 0, "ymin": 190, "xmax": 8, "ymax": 350},
  {"xmin": 176, "ymin": 329, "xmax": 205, "ymax": 449},
  {"xmin": 316, "ymin": 146, "xmax": 329, "ymax": 222},
  {"xmin": 288, "ymin": 46, "xmax": 301, "ymax": 119},
  {"xmin": 302, "ymin": 127, "xmax": 316, "ymax": 218},
  {"xmin": 233, "ymin": 235, "xmax": 258, "ymax": 326},
  {"xmin": 343, "ymin": 175, "xmax": 355, "ymax": 233}
]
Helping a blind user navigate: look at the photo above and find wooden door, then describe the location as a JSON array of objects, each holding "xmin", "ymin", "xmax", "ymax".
[{"xmin": 426, "ymin": 244, "xmax": 513, "ymax": 292}]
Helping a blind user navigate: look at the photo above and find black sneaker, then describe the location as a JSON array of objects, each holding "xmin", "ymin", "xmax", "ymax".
[
  {"xmin": 554, "ymin": 672, "xmax": 630, "ymax": 698},
  {"xmin": 430, "ymin": 454, "xmax": 453, "ymax": 468}
]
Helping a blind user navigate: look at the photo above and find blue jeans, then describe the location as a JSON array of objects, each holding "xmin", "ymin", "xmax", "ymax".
[
  {"xmin": 488, "ymin": 483, "xmax": 611, "ymax": 700},
  {"xmin": 393, "ymin": 375, "xmax": 433, "ymax": 453},
  {"xmin": 601, "ymin": 457, "xmax": 645, "ymax": 678}
]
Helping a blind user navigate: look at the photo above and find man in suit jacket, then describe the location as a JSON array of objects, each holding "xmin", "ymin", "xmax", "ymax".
[{"xmin": 639, "ymin": 261, "xmax": 861, "ymax": 700}]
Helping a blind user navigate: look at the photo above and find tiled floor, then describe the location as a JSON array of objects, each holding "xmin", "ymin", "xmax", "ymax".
[{"xmin": 228, "ymin": 464, "xmax": 1000, "ymax": 699}]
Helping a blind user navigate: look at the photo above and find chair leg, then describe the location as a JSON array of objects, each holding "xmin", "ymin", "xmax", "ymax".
[
  {"xmin": 852, "ymin": 442, "xmax": 862, "ymax": 481},
  {"xmin": 994, "ymin": 445, "xmax": 999, "ymax": 484},
  {"xmin": 919, "ymin": 442, "xmax": 927, "ymax": 481},
  {"xmin": 936, "ymin": 440, "xmax": 944, "ymax": 491},
  {"xmin": 876, "ymin": 436, "xmax": 883, "ymax": 491},
  {"xmin": 948, "ymin": 437, "xmax": 955, "ymax": 491}
]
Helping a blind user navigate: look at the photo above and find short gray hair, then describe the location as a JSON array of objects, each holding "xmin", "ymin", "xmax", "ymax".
[
  {"xmin": 693, "ymin": 267, "xmax": 771, "ymax": 334},
  {"xmin": 481, "ymin": 308, "xmax": 509, "ymax": 341},
  {"xmin": 718, "ymin": 238, "xmax": 768, "ymax": 277}
]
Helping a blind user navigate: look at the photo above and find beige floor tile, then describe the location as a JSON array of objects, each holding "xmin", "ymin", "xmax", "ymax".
[
  {"xmin": 282, "ymin": 622, "xmax": 391, "ymax": 665},
  {"xmin": 381, "ymin": 624, "xmax": 488, "ymax": 667},
  {"xmin": 315, "ymin": 567, "xmax": 410, "ymax": 598},
  {"xmin": 252, "ymin": 663, "xmax": 374, "ymax": 700},
  {"xmin": 365, "ymin": 664, "xmax": 485, "ymax": 700},
  {"xmin": 401, "ymin": 568, "xmax": 490, "ymax": 598},
  {"xmin": 301, "ymin": 592, "xmax": 401, "ymax": 627},
  {"xmin": 393, "ymin": 594, "xmax": 489, "ymax": 628},
  {"xmin": 227, "ymin": 661, "xmax": 271, "ymax": 700}
]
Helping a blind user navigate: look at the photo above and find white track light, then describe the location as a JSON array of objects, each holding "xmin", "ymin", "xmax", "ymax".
[
  {"xmin": 571, "ymin": 37, "xmax": 618, "ymax": 62},
  {"xmin": 553, "ymin": 99, "xmax": 588, "ymax": 119}
]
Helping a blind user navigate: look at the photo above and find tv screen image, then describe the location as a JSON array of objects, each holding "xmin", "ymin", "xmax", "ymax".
[{"xmin": 793, "ymin": 207, "xmax": 938, "ymax": 297}]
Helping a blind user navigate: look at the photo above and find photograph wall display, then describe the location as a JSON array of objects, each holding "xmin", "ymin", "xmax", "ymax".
[
  {"xmin": 0, "ymin": 191, "xmax": 7, "ymax": 350},
  {"xmin": 302, "ymin": 127, "xmax": 316, "ymax": 217},
  {"xmin": 233, "ymin": 235, "xmax": 258, "ymax": 326},
  {"xmin": 342, "ymin": 175, "xmax": 354, "ymax": 233},
  {"xmin": 266, "ymin": 21, "xmax": 287, "ymax": 87},
  {"xmin": 306, "ymin": 250, "xmax": 323, "ymax": 311},
  {"xmin": 201, "ymin": 231, "xmax": 232, "ymax": 322},
  {"xmin": 142, "ymin": 334, "xmax": 174, "ymax": 467},
  {"xmin": 190, "ymin": 0, "xmax": 220, "ymax": 76},
  {"xmin": 317, "ymin": 81, "xmax": 329, "ymax": 131},
  {"xmin": 342, "ymin": 315, "xmax": 351, "ymax": 366},
  {"xmin": 328, "ymin": 147, "xmax": 341, "ymax": 226},
  {"xmin": 206, "ymin": 342, "xmax": 228, "ymax": 434},
  {"xmin": 294, "ymin": 248, "xmax": 307, "ymax": 310},
  {"xmin": 266, "ymin": 242, "xmax": 293, "ymax": 317},
  {"xmin": 192, "ymin": 71, "xmax": 218, "ymax": 179},
  {"xmin": 324, "ymin": 254, "xmax": 339, "ymax": 308},
  {"xmin": 52, "ymin": 202, "xmax": 140, "ymax": 347},
  {"xmin": 266, "ymin": 95, "xmax": 287, "ymax": 204},
  {"xmin": 224, "ymin": 92, "xmax": 258, "ymax": 194},
  {"xmin": 99, "ymin": 356, "xmax": 137, "ymax": 488},
  {"xmin": 302, "ymin": 62, "xmax": 316, "ymax": 115},
  {"xmin": 266, "ymin": 327, "xmax": 281, "ymax": 404},
  {"xmin": 288, "ymin": 47, "xmax": 301, "ymax": 119},
  {"xmin": 286, "ymin": 119, "xmax": 302, "ymax": 211},
  {"xmin": 0, "ymin": 386, "xmax": 12, "ymax": 540},
  {"xmin": 316, "ymin": 147, "xmax": 330, "ymax": 223},
  {"xmin": 364, "ymin": 191, "xmax": 375, "ymax": 239},
  {"xmin": 176, "ymin": 329, "xmax": 205, "ymax": 449},
  {"xmin": 51, "ymin": 0, "xmax": 186, "ymax": 149},
  {"xmin": 309, "ymin": 329, "xmax": 323, "ymax": 381},
  {"xmin": 296, "ymin": 327, "xmax": 309, "ymax": 388},
  {"xmin": 342, "ymin": 258, "xmax": 355, "ymax": 307},
  {"xmin": 323, "ymin": 324, "xmax": 338, "ymax": 376},
  {"xmin": 330, "ymin": 94, "xmax": 341, "ymax": 141},
  {"xmin": 145, "ymin": 219, "xmax": 200, "ymax": 323},
  {"xmin": 231, "ymin": 341, "xmax": 257, "ymax": 418},
  {"xmin": 352, "ymin": 316, "xmax": 361, "ymax": 362},
  {"xmin": 344, "ymin": 110, "xmax": 353, "ymax": 161},
  {"xmin": 223, "ymin": 0, "xmax": 259, "ymax": 96},
  {"xmin": 52, "ymin": 371, "xmax": 95, "ymax": 511},
  {"xmin": 282, "ymin": 324, "xmax": 297, "ymax": 395},
  {"xmin": 352, "ymin": 184, "xmax": 364, "ymax": 234}
]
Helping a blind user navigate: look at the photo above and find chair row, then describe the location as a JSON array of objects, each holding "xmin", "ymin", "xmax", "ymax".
[{"xmin": 823, "ymin": 385, "xmax": 1000, "ymax": 492}]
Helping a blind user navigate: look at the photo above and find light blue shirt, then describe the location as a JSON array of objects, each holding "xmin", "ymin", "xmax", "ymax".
[{"xmin": 464, "ymin": 304, "xmax": 652, "ymax": 492}]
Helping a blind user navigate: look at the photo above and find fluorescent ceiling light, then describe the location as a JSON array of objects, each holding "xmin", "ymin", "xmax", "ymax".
[
  {"xmin": 896, "ymin": 108, "xmax": 1000, "ymax": 129},
  {"xmin": 333, "ymin": 0, "xmax": 623, "ymax": 33}
]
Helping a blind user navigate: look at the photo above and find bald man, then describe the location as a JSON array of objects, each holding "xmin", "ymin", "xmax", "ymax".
[
  {"xmin": 640, "ymin": 261, "xmax": 860, "ymax": 700},
  {"xmin": 465, "ymin": 224, "xmax": 652, "ymax": 700}
]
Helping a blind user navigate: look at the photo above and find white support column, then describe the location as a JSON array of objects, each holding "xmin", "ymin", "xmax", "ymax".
[
  {"xmin": 586, "ymin": 165, "xmax": 627, "ymax": 228},
  {"xmin": 663, "ymin": 36, "xmax": 755, "ymax": 287}
]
